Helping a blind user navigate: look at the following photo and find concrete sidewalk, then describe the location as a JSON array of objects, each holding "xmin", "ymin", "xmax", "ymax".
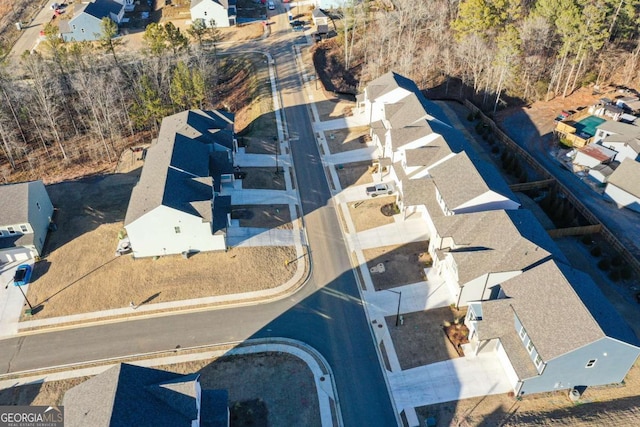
[
  {"xmin": 364, "ymin": 278, "xmax": 450, "ymax": 317},
  {"xmin": 0, "ymin": 339, "xmax": 339, "ymax": 427}
]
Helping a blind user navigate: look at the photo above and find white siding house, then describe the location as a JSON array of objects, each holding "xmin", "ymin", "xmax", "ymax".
[
  {"xmin": 604, "ymin": 159, "xmax": 640, "ymax": 213},
  {"xmin": 464, "ymin": 260, "xmax": 640, "ymax": 396},
  {"xmin": 0, "ymin": 181, "xmax": 54, "ymax": 262},
  {"xmin": 124, "ymin": 110, "xmax": 236, "ymax": 258},
  {"xmin": 190, "ymin": 0, "xmax": 236, "ymax": 28},
  {"xmin": 429, "ymin": 209, "xmax": 566, "ymax": 306}
]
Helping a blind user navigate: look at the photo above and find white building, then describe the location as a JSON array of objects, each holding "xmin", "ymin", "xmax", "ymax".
[
  {"xmin": 190, "ymin": 0, "xmax": 237, "ymax": 28},
  {"xmin": 124, "ymin": 110, "xmax": 236, "ymax": 258},
  {"xmin": 0, "ymin": 180, "xmax": 54, "ymax": 262},
  {"xmin": 604, "ymin": 158, "xmax": 640, "ymax": 213}
]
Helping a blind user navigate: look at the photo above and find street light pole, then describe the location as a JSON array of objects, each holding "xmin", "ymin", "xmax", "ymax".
[{"xmin": 388, "ymin": 289, "xmax": 402, "ymax": 327}]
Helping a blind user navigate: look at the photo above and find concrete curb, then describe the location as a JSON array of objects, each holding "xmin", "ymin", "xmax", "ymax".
[
  {"xmin": 3, "ymin": 49, "xmax": 312, "ymax": 338},
  {"xmin": 0, "ymin": 339, "xmax": 341, "ymax": 427}
]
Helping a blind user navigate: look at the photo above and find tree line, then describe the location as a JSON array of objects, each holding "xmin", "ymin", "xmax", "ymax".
[
  {"xmin": 339, "ymin": 0, "xmax": 640, "ymax": 110},
  {"xmin": 0, "ymin": 18, "xmax": 221, "ymax": 177}
]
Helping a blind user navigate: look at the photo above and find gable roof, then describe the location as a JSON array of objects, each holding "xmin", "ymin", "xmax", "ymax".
[
  {"xmin": 84, "ymin": 0, "xmax": 123, "ymax": 19},
  {"xmin": 0, "ymin": 181, "xmax": 45, "ymax": 226},
  {"xmin": 429, "ymin": 152, "xmax": 518, "ymax": 210},
  {"xmin": 597, "ymin": 120, "xmax": 640, "ymax": 136},
  {"xmin": 124, "ymin": 110, "xmax": 236, "ymax": 226},
  {"xmin": 191, "ymin": 0, "xmax": 231, "ymax": 9},
  {"xmin": 63, "ymin": 364, "xmax": 202, "ymax": 426},
  {"xmin": 607, "ymin": 158, "xmax": 640, "ymax": 197},
  {"xmin": 365, "ymin": 71, "xmax": 421, "ymax": 101},
  {"xmin": 578, "ymin": 143, "xmax": 617, "ymax": 162},
  {"xmin": 433, "ymin": 209, "xmax": 566, "ymax": 283},
  {"xmin": 602, "ymin": 134, "xmax": 640, "ymax": 155},
  {"xmin": 479, "ymin": 260, "xmax": 639, "ymax": 368}
]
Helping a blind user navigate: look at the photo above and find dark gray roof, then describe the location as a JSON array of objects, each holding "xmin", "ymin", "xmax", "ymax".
[
  {"xmin": 84, "ymin": 0, "xmax": 123, "ymax": 19},
  {"xmin": 607, "ymin": 158, "xmax": 640, "ymax": 197},
  {"xmin": 124, "ymin": 110, "xmax": 234, "ymax": 226},
  {"xmin": 201, "ymin": 389, "xmax": 229, "ymax": 427},
  {"xmin": 433, "ymin": 209, "xmax": 566, "ymax": 284},
  {"xmin": 63, "ymin": 364, "xmax": 201, "ymax": 427},
  {"xmin": 312, "ymin": 9, "xmax": 327, "ymax": 18},
  {"xmin": 429, "ymin": 152, "xmax": 518, "ymax": 211}
]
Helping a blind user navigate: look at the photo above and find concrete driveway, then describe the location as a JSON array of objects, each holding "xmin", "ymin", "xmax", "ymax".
[{"xmin": 388, "ymin": 352, "xmax": 513, "ymax": 411}]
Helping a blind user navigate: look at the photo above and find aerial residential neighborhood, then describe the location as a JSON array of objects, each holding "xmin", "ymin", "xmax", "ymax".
[{"xmin": 2, "ymin": 1, "xmax": 640, "ymax": 426}]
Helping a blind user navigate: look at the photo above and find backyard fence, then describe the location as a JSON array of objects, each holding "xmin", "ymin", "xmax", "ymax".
[{"xmin": 462, "ymin": 100, "xmax": 640, "ymax": 277}]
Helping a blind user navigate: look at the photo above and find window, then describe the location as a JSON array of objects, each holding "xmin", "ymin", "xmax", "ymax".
[
  {"xmin": 534, "ymin": 354, "xmax": 543, "ymax": 368},
  {"xmin": 36, "ymin": 202, "xmax": 41, "ymax": 211},
  {"xmin": 174, "ymin": 226, "xmax": 181, "ymax": 234},
  {"xmin": 526, "ymin": 340, "xmax": 534, "ymax": 354},
  {"xmin": 519, "ymin": 327, "xmax": 526, "ymax": 340},
  {"xmin": 7, "ymin": 226, "xmax": 15, "ymax": 234},
  {"xmin": 20, "ymin": 225, "xmax": 28, "ymax": 233},
  {"xmin": 81, "ymin": 28, "xmax": 85, "ymax": 33},
  {"xmin": 586, "ymin": 359, "xmax": 597, "ymax": 368},
  {"xmin": 204, "ymin": 11, "xmax": 207, "ymax": 16}
]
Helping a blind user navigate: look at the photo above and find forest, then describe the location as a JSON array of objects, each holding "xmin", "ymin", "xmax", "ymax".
[
  {"xmin": 2, "ymin": 0, "xmax": 640, "ymax": 180},
  {"xmin": 337, "ymin": 0, "xmax": 640, "ymax": 105}
]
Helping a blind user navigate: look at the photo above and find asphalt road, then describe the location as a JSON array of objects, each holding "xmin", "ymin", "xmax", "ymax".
[{"xmin": 0, "ymin": 9, "xmax": 398, "ymax": 427}]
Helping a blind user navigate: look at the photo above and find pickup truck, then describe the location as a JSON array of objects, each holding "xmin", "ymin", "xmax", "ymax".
[{"xmin": 365, "ymin": 183, "xmax": 393, "ymax": 197}]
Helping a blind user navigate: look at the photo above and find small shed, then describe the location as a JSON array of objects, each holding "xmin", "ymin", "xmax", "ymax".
[{"xmin": 573, "ymin": 144, "xmax": 617, "ymax": 169}]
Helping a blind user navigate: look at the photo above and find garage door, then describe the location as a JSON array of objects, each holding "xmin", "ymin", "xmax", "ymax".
[{"xmin": 496, "ymin": 339, "xmax": 520, "ymax": 390}]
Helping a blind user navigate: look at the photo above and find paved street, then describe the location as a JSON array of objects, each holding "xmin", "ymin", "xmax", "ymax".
[{"xmin": 0, "ymin": 7, "xmax": 398, "ymax": 427}]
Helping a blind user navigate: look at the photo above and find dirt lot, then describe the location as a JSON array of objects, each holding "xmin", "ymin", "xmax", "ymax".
[
  {"xmin": 363, "ymin": 242, "xmax": 431, "ymax": 290},
  {"xmin": 336, "ymin": 161, "xmax": 374, "ymax": 188},
  {"xmin": 25, "ymin": 173, "xmax": 296, "ymax": 319},
  {"xmin": 231, "ymin": 204, "xmax": 292, "ymax": 229},
  {"xmin": 386, "ymin": 306, "xmax": 464, "ymax": 370},
  {"xmin": 347, "ymin": 195, "xmax": 396, "ymax": 232},
  {"xmin": 0, "ymin": 352, "xmax": 321, "ymax": 427},
  {"xmin": 324, "ymin": 126, "xmax": 371, "ymax": 154},
  {"xmin": 238, "ymin": 167, "xmax": 285, "ymax": 190}
]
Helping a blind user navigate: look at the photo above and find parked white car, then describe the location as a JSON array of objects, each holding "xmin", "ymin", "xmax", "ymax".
[
  {"xmin": 268, "ymin": 1, "xmax": 275, "ymax": 10},
  {"xmin": 365, "ymin": 183, "xmax": 394, "ymax": 197}
]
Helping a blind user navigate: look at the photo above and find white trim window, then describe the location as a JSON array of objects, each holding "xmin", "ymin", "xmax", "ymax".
[
  {"xmin": 7, "ymin": 226, "xmax": 15, "ymax": 235},
  {"xmin": 586, "ymin": 359, "xmax": 597, "ymax": 368},
  {"xmin": 534, "ymin": 354, "xmax": 543, "ymax": 368}
]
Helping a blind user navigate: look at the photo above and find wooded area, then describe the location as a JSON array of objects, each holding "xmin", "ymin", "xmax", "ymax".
[
  {"xmin": 338, "ymin": 0, "xmax": 640, "ymax": 108},
  {"xmin": 2, "ymin": 0, "xmax": 640, "ymax": 181},
  {"xmin": 0, "ymin": 19, "xmax": 223, "ymax": 181}
]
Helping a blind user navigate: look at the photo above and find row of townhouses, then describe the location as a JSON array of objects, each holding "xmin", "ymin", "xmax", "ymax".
[{"xmin": 358, "ymin": 72, "xmax": 640, "ymax": 397}]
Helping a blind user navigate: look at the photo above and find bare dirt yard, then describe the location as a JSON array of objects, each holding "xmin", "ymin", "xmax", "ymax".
[
  {"xmin": 238, "ymin": 167, "xmax": 285, "ymax": 190},
  {"xmin": 336, "ymin": 161, "xmax": 374, "ymax": 189},
  {"xmin": 324, "ymin": 126, "xmax": 371, "ymax": 154},
  {"xmin": 363, "ymin": 242, "xmax": 431, "ymax": 290},
  {"xmin": 347, "ymin": 195, "xmax": 397, "ymax": 232},
  {"xmin": 0, "ymin": 352, "xmax": 321, "ymax": 427},
  {"xmin": 24, "ymin": 173, "xmax": 297, "ymax": 320},
  {"xmin": 387, "ymin": 306, "xmax": 465, "ymax": 370}
]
